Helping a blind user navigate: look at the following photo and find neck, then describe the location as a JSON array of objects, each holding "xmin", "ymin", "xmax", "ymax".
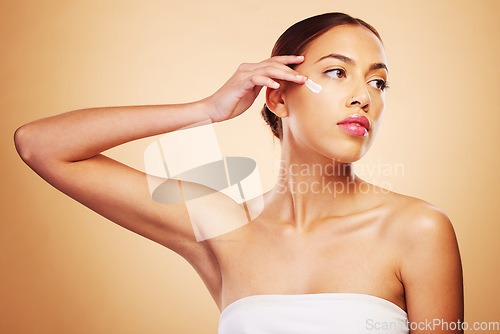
[{"xmin": 266, "ymin": 136, "xmax": 366, "ymax": 233}]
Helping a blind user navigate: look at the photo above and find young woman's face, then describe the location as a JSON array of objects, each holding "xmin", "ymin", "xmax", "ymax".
[{"xmin": 282, "ymin": 24, "xmax": 388, "ymax": 163}]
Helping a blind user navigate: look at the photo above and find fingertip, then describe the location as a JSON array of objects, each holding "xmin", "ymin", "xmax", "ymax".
[
  {"xmin": 294, "ymin": 56, "xmax": 304, "ymax": 63},
  {"xmin": 296, "ymin": 74, "xmax": 307, "ymax": 82}
]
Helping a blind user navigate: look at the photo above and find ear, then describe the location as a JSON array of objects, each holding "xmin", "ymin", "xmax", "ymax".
[{"xmin": 265, "ymin": 84, "xmax": 288, "ymax": 118}]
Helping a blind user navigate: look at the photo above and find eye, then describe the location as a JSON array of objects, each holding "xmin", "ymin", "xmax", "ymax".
[
  {"xmin": 368, "ymin": 79, "xmax": 389, "ymax": 91},
  {"xmin": 324, "ymin": 68, "xmax": 346, "ymax": 79}
]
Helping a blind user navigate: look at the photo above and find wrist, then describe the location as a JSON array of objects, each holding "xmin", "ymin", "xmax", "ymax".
[
  {"xmin": 197, "ymin": 94, "xmax": 232, "ymax": 123},
  {"xmin": 195, "ymin": 96, "xmax": 219, "ymax": 123}
]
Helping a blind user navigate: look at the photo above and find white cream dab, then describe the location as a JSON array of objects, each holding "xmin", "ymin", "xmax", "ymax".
[{"xmin": 304, "ymin": 78, "xmax": 323, "ymax": 93}]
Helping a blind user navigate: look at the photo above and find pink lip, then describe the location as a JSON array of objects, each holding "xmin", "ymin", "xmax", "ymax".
[{"xmin": 337, "ymin": 114, "xmax": 370, "ymax": 137}]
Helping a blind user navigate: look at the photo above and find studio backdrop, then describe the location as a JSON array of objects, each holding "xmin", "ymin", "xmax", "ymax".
[{"xmin": 2, "ymin": 0, "xmax": 499, "ymax": 333}]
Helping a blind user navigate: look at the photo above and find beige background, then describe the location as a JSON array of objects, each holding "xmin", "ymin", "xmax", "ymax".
[{"xmin": 2, "ymin": 0, "xmax": 499, "ymax": 333}]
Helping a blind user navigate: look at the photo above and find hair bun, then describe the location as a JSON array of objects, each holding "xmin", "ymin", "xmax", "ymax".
[{"xmin": 260, "ymin": 104, "xmax": 283, "ymax": 140}]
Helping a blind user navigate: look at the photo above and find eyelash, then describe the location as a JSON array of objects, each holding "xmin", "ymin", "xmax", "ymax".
[
  {"xmin": 370, "ymin": 79, "xmax": 389, "ymax": 91},
  {"xmin": 323, "ymin": 68, "xmax": 390, "ymax": 91}
]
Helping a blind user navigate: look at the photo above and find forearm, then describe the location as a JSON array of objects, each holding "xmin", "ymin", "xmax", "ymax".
[{"xmin": 14, "ymin": 98, "xmax": 212, "ymax": 163}]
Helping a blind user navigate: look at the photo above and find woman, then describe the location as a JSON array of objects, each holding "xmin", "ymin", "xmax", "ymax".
[{"xmin": 14, "ymin": 12, "xmax": 463, "ymax": 334}]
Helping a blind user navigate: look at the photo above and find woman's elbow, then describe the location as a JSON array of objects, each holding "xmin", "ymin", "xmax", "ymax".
[{"xmin": 14, "ymin": 124, "xmax": 39, "ymax": 165}]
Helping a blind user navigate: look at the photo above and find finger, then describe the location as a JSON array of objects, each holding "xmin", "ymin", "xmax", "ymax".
[
  {"xmin": 242, "ymin": 74, "xmax": 280, "ymax": 90},
  {"xmin": 254, "ymin": 65, "xmax": 307, "ymax": 84},
  {"xmin": 237, "ymin": 55, "xmax": 304, "ymax": 73},
  {"xmin": 268, "ymin": 62, "xmax": 308, "ymax": 82},
  {"xmin": 268, "ymin": 55, "xmax": 305, "ymax": 65},
  {"xmin": 255, "ymin": 59, "xmax": 307, "ymax": 81}
]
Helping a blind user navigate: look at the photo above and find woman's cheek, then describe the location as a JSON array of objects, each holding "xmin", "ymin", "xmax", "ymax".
[
  {"xmin": 286, "ymin": 82, "xmax": 345, "ymax": 134},
  {"xmin": 292, "ymin": 95, "xmax": 336, "ymax": 138},
  {"xmin": 370, "ymin": 93, "xmax": 385, "ymax": 122}
]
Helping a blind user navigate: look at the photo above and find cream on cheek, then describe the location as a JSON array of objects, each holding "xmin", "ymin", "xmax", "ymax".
[{"xmin": 304, "ymin": 78, "xmax": 323, "ymax": 93}]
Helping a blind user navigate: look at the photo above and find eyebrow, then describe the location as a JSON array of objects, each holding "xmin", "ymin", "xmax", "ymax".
[{"xmin": 315, "ymin": 53, "xmax": 388, "ymax": 73}]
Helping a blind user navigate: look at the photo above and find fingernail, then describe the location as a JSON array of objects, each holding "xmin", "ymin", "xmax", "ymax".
[
  {"xmin": 296, "ymin": 75, "xmax": 307, "ymax": 80},
  {"xmin": 297, "ymin": 55, "xmax": 304, "ymax": 59}
]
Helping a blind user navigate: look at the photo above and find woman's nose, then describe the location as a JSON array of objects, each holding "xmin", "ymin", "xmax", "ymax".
[{"xmin": 346, "ymin": 83, "xmax": 371, "ymax": 111}]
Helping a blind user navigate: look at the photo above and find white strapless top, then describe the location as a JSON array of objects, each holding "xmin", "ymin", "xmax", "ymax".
[{"xmin": 218, "ymin": 293, "xmax": 409, "ymax": 334}]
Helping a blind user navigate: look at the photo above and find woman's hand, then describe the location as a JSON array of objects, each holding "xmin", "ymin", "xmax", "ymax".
[{"xmin": 204, "ymin": 55, "xmax": 307, "ymax": 122}]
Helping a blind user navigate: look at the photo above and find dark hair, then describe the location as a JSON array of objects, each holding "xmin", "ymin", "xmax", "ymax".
[{"xmin": 261, "ymin": 12, "xmax": 382, "ymax": 140}]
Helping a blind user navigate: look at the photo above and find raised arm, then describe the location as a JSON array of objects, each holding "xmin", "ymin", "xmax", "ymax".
[{"xmin": 13, "ymin": 55, "xmax": 307, "ymax": 305}]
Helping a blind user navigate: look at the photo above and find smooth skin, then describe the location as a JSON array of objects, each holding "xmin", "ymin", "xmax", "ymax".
[{"xmin": 14, "ymin": 24, "xmax": 463, "ymax": 333}]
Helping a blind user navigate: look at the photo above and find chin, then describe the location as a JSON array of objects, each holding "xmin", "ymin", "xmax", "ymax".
[
  {"xmin": 319, "ymin": 137, "xmax": 369, "ymax": 163},
  {"xmin": 315, "ymin": 145, "xmax": 365, "ymax": 163},
  {"xmin": 330, "ymin": 153, "xmax": 364, "ymax": 164}
]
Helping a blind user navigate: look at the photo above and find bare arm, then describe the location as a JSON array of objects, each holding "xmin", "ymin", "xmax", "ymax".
[
  {"xmin": 13, "ymin": 100, "xmax": 228, "ymax": 299},
  {"xmin": 400, "ymin": 202, "xmax": 464, "ymax": 334},
  {"xmin": 13, "ymin": 99, "xmax": 220, "ymax": 251},
  {"xmin": 14, "ymin": 101, "xmax": 211, "ymax": 163},
  {"xmin": 13, "ymin": 55, "xmax": 307, "ymax": 306}
]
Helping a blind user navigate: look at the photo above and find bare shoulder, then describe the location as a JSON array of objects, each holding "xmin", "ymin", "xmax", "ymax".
[
  {"xmin": 379, "ymin": 189, "xmax": 455, "ymax": 237},
  {"xmin": 377, "ymin": 190, "xmax": 464, "ymax": 321},
  {"xmin": 381, "ymin": 191, "xmax": 462, "ymax": 279}
]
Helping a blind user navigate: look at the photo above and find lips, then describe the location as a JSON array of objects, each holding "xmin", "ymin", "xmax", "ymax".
[{"xmin": 337, "ymin": 114, "xmax": 370, "ymax": 137}]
